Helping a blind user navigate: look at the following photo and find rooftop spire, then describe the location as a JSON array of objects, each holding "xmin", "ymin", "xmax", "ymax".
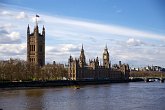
[
  {"xmin": 105, "ymin": 44, "xmax": 108, "ymax": 50},
  {"xmin": 104, "ymin": 44, "xmax": 108, "ymax": 52},
  {"xmin": 28, "ymin": 24, "xmax": 30, "ymax": 29},
  {"xmin": 27, "ymin": 24, "xmax": 30, "ymax": 34},
  {"xmin": 104, "ymin": 44, "xmax": 109, "ymax": 54},
  {"xmin": 43, "ymin": 25, "xmax": 45, "ymax": 30},
  {"xmin": 82, "ymin": 44, "xmax": 83, "ymax": 50}
]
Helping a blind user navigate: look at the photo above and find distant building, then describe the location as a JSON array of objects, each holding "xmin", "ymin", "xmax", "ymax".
[
  {"xmin": 68, "ymin": 45, "xmax": 130, "ymax": 80},
  {"xmin": 27, "ymin": 21, "xmax": 45, "ymax": 66},
  {"xmin": 0, "ymin": 58, "xmax": 26, "ymax": 65},
  {"xmin": 130, "ymin": 65, "xmax": 165, "ymax": 72}
]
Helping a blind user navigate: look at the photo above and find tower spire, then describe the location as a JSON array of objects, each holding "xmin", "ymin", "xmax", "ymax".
[
  {"xmin": 27, "ymin": 24, "xmax": 30, "ymax": 34},
  {"xmin": 105, "ymin": 44, "xmax": 108, "ymax": 50},
  {"xmin": 28, "ymin": 24, "xmax": 30, "ymax": 28},
  {"xmin": 82, "ymin": 44, "xmax": 83, "ymax": 50},
  {"xmin": 104, "ymin": 44, "xmax": 108, "ymax": 52},
  {"xmin": 43, "ymin": 25, "xmax": 45, "ymax": 30},
  {"xmin": 42, "ymin": 25, "xmax": 45, "ymax": 36}
]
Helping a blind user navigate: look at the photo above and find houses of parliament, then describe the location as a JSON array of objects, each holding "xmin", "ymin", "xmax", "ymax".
[
  {"xmin": 27, "ymin": 19, "xmax": 130, "ymax": 81},
  {"xmin": 68, "ymin": 45, "xmax": 130, "ymax": 80}
]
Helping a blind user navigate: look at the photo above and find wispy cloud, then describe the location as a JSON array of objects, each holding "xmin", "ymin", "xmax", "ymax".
[
  {"xmin": 126, "ymin": 38, "xmax": 145, "ymax": 46},
  {"xmin": 43, "ymin": 15, "xmax": 165, "ymax": 41},
  {"xmin": 16, "ymin": 11, "xmax": 28, "ymax": 19},
  {"xmin": 1, "ymin": 10, "xmax": 12, "ymax": 16}
]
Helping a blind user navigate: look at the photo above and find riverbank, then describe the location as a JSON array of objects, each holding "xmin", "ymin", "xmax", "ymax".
[{"xmin": 0, "ymin": 79, "xmax": 138, "ymax": 89}]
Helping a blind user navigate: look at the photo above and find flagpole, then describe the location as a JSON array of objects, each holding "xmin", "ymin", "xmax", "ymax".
[
  {"xmin": 35, "ymin": 14, "xmax": 40, "ymax": 26},
  {"xmin": 36, "ymin": 14, "xmax": 37, "ymax": 26}
]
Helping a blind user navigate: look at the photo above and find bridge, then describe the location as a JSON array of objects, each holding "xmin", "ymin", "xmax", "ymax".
[{"xmin": 129, "ymin": 77, "xmax": 165, "ymax": 83}]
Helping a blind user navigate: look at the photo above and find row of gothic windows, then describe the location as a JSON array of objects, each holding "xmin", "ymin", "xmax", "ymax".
[
  {"xmin": 30, "ymin": 45, "xmax": 35, "ymax": 51},
  {"xmin": 30, "ymin": 45, "xmax": 43, "ymax": 52},
  {"xmin": 30, "ymin": 58, "xmax": 35, "ymax": 62}
]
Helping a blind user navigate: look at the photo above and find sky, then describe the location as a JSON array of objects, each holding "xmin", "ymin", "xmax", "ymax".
[{"xmin": 0, "ymin": 0, "xmax": 165, "ymax": 68}]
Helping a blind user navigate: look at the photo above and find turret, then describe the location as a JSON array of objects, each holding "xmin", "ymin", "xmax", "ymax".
[
  {"xmin": 119, "ymin": 61, "xmax": 122, "ymax": 67},
  {"xmin": 68, "ymin": 55, "xmax": 73, "ymax": 63},
  {"xmin": 42, "ymin": 25, "xmax": 45, "ymax": 36},
  {"xmin": 79, "ymin": 44, "xmax": 86, "ymax": 68},
  {"xmin": 96, "ymin": 57, "xmax": 99, "ymax": 67},
  {"xmin": 27, "ymin": 24, "xmax": 30, "ymax": 35},
  {"xmin": 81, "ymin": 44, "xmax": 84, "ymax": 52}
]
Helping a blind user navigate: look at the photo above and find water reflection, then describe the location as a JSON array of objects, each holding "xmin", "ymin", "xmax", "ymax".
[
  {"xmin": 24, "ymin": 89, "xmax": 45, "ymax": 110},
  {"xmin": 0, "ymin": 82, "xmax": 165, "ymax": 110}
]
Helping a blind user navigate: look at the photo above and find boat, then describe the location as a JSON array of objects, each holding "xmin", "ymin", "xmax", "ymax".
[
  {"xmin": 74, "ymin": 86, "xmax": 80, "ymax": 90},
  {"xmin": 148, "ymin": 79, "xmax": 155, "ymax": 82},
  {"xmin": 160, "ymin": 78, "xmax": 164, "ymax": 83}
]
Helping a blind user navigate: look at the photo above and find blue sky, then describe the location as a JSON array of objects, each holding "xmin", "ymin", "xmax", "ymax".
[{"xmin": 0, "ymin": 0, "xmax": 165, "ymax": 68}]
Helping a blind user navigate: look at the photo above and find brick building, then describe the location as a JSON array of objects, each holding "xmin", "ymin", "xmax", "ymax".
[{"xmin": 27, "ymin": 21, "xmax": 45, "ymax": 67}]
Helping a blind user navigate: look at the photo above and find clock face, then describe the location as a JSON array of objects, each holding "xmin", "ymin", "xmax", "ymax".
[{"xmin": 104, "ymin": 55, "xmax": 107, "ymax": 59}]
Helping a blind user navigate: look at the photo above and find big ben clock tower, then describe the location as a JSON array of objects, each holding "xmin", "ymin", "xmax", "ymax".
[{"xmin": 103, "ymin": 45, "xmax": 110, "ymax": 68}]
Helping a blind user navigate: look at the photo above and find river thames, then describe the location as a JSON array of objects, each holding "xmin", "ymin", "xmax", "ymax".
[{"xmin": 0, "ymin": 82, "xmax": 165, "ymax": 110}]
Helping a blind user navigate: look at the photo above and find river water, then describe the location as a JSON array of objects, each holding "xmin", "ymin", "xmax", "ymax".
[{"xmin": 0, "ymin": 82, "xmax": 165, "ymax": 110}]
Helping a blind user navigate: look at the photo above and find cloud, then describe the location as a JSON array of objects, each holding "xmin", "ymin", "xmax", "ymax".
[
  {"xmin": 1, "ymin": 10, "xmax": 29, "ymax": 20},
  {"xmin": 1, "ymin": 9, "xmax": 165, "ymax": 41},
  {"xmin": 46, "ymin": 44, "xmax": 80, "ymax": 53},
  {"xmin": 1, "ymin": 10, "xmax": 12, "ymax": 16},
  {"xmin": 110, "ymin": 46, "xmax": 165, "ymax": 67},
  {"xmin": 45, "ymin": 44, "xmax": 81, "ymax": 63},
  {"xmin": 8, "ymin": 31, "xmax": 20, "ymax": 41},
  {"xmin": 0, "ymin": 23, "xmax": 15, "ymax": 30},
  {"xmin": 16, "ymin": 11, "xmax": 28, "ymax": 19},
  {"xmin": 0, "ymin": 43, "xmax": 26, "ymax": 56},
  {"xmin": 0, "ymin": 27, "xmax": 21, "ymax": 44},
  {"xmin": 61, "ymin": 44, "xmax": 80, "ymax": 52},
  {"xmin": 40, "ymin": 14, "xmax": 165, "ymax": 42},
  {"xmin": 0, "ymin": 28, "xmax": 8, "ymax": 34},
  {"xmin": 126, "ymin": 38, "xmax": 145, "ymax": 46}
]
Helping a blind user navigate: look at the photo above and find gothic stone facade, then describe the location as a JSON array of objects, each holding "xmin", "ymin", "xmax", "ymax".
[
  {"xmin": 68, "ymin": 45, "xmax": 130, "ymax": 80},
  {"xmin": 27, "ymin": 24, "xmax": 45, "ymax": 66}
]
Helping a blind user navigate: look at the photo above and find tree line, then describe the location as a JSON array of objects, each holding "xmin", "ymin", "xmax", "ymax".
[
  {"xmin": 130, "ymin": 71, "xmax": 165, "ymax": 78},
  {"xmin": 0, "ymin": 59, "xmax": 68, "ymax": 82}
]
